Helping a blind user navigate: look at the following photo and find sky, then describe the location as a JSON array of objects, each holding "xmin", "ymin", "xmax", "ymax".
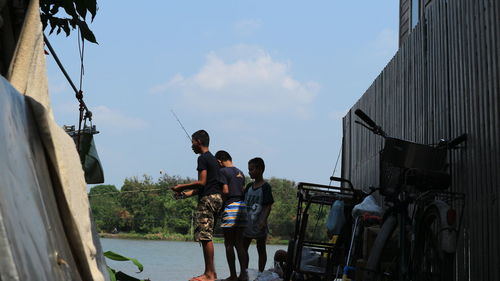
[{"xmin": 46, "ymin": 1, "xmax": 399, "ymax": 189}]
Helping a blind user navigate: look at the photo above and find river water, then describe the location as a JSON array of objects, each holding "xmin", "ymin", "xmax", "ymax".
[{"xmin": 101, "ymin": 238, "xmax": 287, "ymax": 281}]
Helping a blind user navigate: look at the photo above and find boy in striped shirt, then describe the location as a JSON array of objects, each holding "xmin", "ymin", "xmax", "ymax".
[{"xmin": 216, "ymin": 150, "xmax": 248, "ymax": 281}]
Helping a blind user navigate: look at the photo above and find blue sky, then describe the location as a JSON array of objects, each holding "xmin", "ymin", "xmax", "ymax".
[{"xmin": 46, "ymin": 1, "xmax": 399, "ymax": 188}]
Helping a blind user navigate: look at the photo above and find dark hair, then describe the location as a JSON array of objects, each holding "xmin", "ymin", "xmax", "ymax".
[
  {"xmin": 192, "ymin": 130, "xmax": 210, "ymax": 146},
  {"xmin": 215, "ymin": 150, "xmax": 232, "ymax": 162},
  {"xmin": 248, "ymin": 157, "xmax": 265, "ymax": 172}
]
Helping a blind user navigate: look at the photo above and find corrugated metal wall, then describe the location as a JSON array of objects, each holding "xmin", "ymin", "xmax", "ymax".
[
  {"xmin": 399, "ymin": 0, "xmax": 411, "ymax": 46},
  {"xmin": 342, "ymin": 0, "xmax": 499, "ymax": 280}
]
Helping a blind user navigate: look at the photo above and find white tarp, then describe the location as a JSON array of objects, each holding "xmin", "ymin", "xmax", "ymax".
[{"xmin": 1, "ymin": 0, "xmax": 108, "ymax": 280}]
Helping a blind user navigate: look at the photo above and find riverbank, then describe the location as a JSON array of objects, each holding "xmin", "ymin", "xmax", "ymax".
[{"xmin": 99, "ymin": 232, "xmax": 289, "ymax": 244}]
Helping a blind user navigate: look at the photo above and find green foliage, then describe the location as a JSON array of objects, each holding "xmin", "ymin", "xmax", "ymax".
[
  {"xmin": 158, "ymin": 174, "xmax": 197, "ymax": 234},
  {"xmin": 267, "ymin": 178, "xmax": 297, "ymax": 238},
  {"xmin": 89, "ymin": 185, "xmax": 122, "ymax": 232},
  {"xmin": 119, "ymin": 176, "xmax": 167, "ymax": 233},
  {"xmin": 104, "ymin": 251, "xmax": 149, "ymax": 281},
  {"xmin": 40, "ymin": 0, "xmax": 98, "ymax": 43}
]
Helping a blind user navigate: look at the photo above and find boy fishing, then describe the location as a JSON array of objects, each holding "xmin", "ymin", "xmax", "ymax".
[{"xmin": 171, "ymin": 130, "xmax": 223, "ymax": 281}]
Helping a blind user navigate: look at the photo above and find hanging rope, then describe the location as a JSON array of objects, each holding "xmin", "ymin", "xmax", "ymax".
[
  {"xmin": 77, "ymin": 27, "xmax": 85, "ymax": 92},
  {"xmin": 44, "ymin": 33, "xmax": 93, "ymax": 148},
  {"xmin": 310, "ymin": 145, "xmax": 342, "ymax": 238},
  {"xmin": 329, "ymin": 145, "xmax": 342, "ymax": 186}
]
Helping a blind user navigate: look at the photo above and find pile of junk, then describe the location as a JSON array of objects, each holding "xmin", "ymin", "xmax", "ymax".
[{"xmin": 269, "ymin": 179, "xmax": 386, "ymax": 281}]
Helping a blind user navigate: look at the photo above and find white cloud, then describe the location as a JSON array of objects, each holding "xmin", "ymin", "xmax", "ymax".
[
  {"xmin": 150, "ymin": 74, "xmax": 184, "ymax": 94},
  {"xmin": 233, "ymin": 19, "xmax": 262, "ymax": 36},
  {"xmin": 152, "ymin": 46, "xmax": 319, "ymax": 118},
  {"xmin": 93, "ymin": 105, "xmax": 148, "ymax": 131}
]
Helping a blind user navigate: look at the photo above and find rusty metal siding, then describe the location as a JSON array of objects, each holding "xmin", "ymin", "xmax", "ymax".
[{"xmin": 342, "ymin": 0, "xmax": 500, "ymax": 280}]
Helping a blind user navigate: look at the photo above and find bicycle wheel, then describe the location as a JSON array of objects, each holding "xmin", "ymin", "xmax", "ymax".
[
  {"xmin": 412, "ymin": 206, "xmax": 454, "ymax": 281},
  {"xmin": 363, "ymin": 215, "xmax": 398, "ymax": 281}
]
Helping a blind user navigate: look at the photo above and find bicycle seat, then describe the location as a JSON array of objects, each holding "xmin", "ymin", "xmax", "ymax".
[{"xmin": 362, "ymin": 214, "xmax": 382, "ymax": 226}]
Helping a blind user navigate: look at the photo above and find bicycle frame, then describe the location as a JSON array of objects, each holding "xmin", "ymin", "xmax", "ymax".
[
  {"xmin": 384, "ymin": 190, "xmax": 465, "ymax": 281},
  {"xmin": 352, "ymin": 109, "xmax": 467, "ymax": 281}
]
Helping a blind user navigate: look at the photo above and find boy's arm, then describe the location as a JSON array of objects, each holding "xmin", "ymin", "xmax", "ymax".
[
  {"xmin": 179, "ymin": 188, "xmax": 199, "ymax": 198},
  {"xmin": 171, "ymin": 170, "xmax": 207, "ymax": 192},
  {"xmin": 257, "ymin": 182, "xmax": 274, "ymax": 229},
  {"xmin": 222, "ymin": 183, "xmax": 230, "ymax": 197},
  {"xmin": 258, "ymin": 203, "xmax": 273, "ymax": 229}
]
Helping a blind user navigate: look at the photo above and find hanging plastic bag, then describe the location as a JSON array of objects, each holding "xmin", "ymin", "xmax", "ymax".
[
  {"xmin": 352, "ymin": 195, "xmax": 383, "ymax": 218},
  {"xmin": 326, "ymin": 200, "xmax": 346, "ymax": 236}
]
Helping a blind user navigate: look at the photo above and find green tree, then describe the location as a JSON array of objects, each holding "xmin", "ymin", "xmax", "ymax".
[
  {"xmin": 158, "ymin": 174, "xmax": 197, "ymax": 234},
  {"xmin": 88, "ymin": 185, "xmax": 122, "ymax": 232},
  {"xmin": 267, "ymin": 178, "xmax": 297, "ymax": 238},
  {"xmin": 119, "ymin": 176, "xmax": 167, "ymax": 233}
]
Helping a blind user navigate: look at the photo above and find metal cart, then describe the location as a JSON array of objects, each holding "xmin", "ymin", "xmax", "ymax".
[{"xmin": 284, "ymin": 179, "xmax": 361, "ymax": 281}]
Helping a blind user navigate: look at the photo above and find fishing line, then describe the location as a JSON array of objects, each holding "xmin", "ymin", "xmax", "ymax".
[
  {"xmin": 171, "ymin": 109, "xmax": 192, "ymax": 142},
  {"xmin": 88, "ymin": 188, "xmax": 166, "ymax": 197}
]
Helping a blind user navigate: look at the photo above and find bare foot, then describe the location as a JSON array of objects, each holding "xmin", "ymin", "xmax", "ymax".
[
  {"xmin": 189, "ymin": 274, "xmax": 207, "ymax": 281},
  {"xmin": 190, "ymin": 273, "xmax": 217, "ymax": 281}
]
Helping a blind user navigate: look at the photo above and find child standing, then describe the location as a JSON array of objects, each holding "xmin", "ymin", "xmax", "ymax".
[
  {"xmin": 215, "ymin": 150, "xmax": 249, "ymax": 281},
  {"xmin": 171, "ymin": 130, "xmax": 223, "ymax": 281},
  {"xmin": 243, "ymin": 157, "xmax": 274, "ymax": 273}
]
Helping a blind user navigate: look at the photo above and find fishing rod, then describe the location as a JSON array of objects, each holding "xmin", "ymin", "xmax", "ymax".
[
  {"xmin": 170, "ymin": 109, "xmax": 191, "ymax": 142},
  {"xmin": 159, "ymin": 170, "xmax": 186, "ymax": 200},
  {"xmin": 167, "ymin": 110, "xmax": 192, "ymax": 200},
  {"xmin": 88, "ymin": 185, "xmax": 186, "ymax": 200}
]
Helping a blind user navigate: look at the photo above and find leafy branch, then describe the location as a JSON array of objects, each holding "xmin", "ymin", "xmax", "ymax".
[
  {"xmin": 40, "ymin": 0, "xmax": 98, "ymax": 43},
  {"xmin": 104, "ymin": 251, "xmax": 150, "ymax": 281}
]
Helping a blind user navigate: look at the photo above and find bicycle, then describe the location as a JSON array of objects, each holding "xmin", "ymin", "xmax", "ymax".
[{"xmin": 351, "ymin": 109, "xmax": 466, "ymax": 281}]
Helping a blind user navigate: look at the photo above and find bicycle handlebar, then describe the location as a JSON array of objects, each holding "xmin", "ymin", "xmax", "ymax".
[
  {"xmin": 354, "ymin": 109, "xmax": 377, "ymax": 128},
  {"xmin": 448, "ymin": 133, "xmax": 467, "ymax": 149},
  {"xmin": 330, "ymin": 176, "xmax": 354, "ymax": 190},
  {"xmin": 354, "ymin": 109, "xmax": 387, "ymax": 137}
]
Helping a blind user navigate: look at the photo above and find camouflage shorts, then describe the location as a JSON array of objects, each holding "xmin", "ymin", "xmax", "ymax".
[{"xmin": 194, "ymin": 194, "xmax": 223, "ymax": 241}]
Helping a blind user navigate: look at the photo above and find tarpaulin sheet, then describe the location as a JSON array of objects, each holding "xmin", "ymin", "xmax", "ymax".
[
  {"xmin": 0, "ymin": 77, "xmax": 82, "ymax": 280},
  {"xmin": 1, "ymin": 0, "xmax": 108, "ymax": 280}
]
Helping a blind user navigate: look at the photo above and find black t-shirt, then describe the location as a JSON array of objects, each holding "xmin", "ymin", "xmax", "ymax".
[
  {"xmin": 244, "ymin": 182, "xmax": 274, "ymax": 206},
  {"xmin": 197, "ymin": 151, "xmax": 222, "ymax": 197},
  {"xmin": 220, "ymin": 166, "xmax": 246, "ymax": 206}
]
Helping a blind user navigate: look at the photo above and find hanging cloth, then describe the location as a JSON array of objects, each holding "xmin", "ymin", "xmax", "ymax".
[{"xmin": 78, "ymin": 131, "xmax": 104, "ymax": 184}]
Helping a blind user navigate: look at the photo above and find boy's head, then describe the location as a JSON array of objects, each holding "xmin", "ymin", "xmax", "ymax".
[
  {"xmin": 248, "ymin": 157, "xmax": 265, "ymax": 179},
  {"xmin": 191, "ymin": 130, "xmax": 209, "ymax": 154},
  {"xmin": 215, "ymin": 150, "xmax": 232, "ymax": 167}
]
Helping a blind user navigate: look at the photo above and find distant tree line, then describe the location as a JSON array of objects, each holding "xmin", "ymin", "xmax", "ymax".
[{"xmin": 89, "ymin": 174, "xmax": 328, "ymax": 241}]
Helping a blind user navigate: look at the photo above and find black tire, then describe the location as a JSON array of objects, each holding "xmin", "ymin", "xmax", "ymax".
[
  {"xmin": 363, "ymin": 215, "xmax": 398, "ymax": 281},
  {"xmin": 412, "ymin": 206, "xmax": 454, "ymax": 281}
]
